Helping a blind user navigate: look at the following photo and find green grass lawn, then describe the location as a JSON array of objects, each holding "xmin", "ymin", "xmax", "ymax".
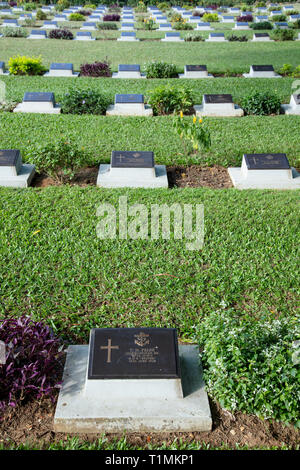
[
  {"xmin": 0, "ymin": 186, "xmax": 298, "ymax": 342},
  {"xmin": 1, "ymin": 37, "xmax": 300, "ymax": 72}
]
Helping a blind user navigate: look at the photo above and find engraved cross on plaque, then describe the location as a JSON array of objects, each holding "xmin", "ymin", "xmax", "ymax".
[{"xmin": 100, "ymin": 338, "xmax": 119, "ymax": 363}]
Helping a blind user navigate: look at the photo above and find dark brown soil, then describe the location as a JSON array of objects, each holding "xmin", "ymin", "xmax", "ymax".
[
  {"xmin": 32, "ymin": 165, "xmax": 233, "ymax": 189},
  {"xmin": 0, "ymin": 396, "xmax": 299, "ymax": 449},
  {"xmin": 167, "ymin": 165, "xmax": 233, "ymax": 188}
]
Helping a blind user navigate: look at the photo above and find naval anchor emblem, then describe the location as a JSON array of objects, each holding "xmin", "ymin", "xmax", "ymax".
[{"xmin": 134, "ymin": 332, "xmax": 150, "ymax": 347}]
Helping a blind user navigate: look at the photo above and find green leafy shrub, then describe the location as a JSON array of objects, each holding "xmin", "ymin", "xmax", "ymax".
[
  {"xmin": 134, "ymin": 1, "xmax": 147, "ymax": 13},
  {"xmin": 173, "ymin": 113, "xmax": 211, "ymax": 153},
  {"xmin": 85, "ymin": 4, "xmax": 97, "ymax": 9},
  {"xmin": 271, "ymin": 14, "xmax": 287, "ymax": 22},
  {"xmin": 143, "ymin": 60, "xmax": 178, "ymax": 79},
  {"xmin": 24, "ymin": 3, "xmax": 36, "ymax": 11},
  {"xmin": 250, "ymin": 21, "xmax": 273, "ymax": 30},
  {"xmin": 36, "ymin": 9, "xmax": 47, "ymax": 21},
  {"xmin": 184, "ymin": 33, "xmax": 204, "ymax": 41},
  {"xmin": 147, "ymin": 85, "xmax": 194, "ymax": 116},
  {"xmin": 69, "ymin": 13, "xmax": 85, "ymax": 21},
  {"xmin": 157, "ymin": 2, "xmax": 170, "ymax": 11},
  {"xmin": 198, "ymin": 310, "xmax": 300, "ymax": 426},
  {"xmin": 202, "ymin": 13, "xmax": 219, "ymax": 22},
  {"xmin": 23, "ymin": 18, "xmax": 36, "ymax": 27},
  {"xmin": 61, "ymin": 87, "xmax": 110, "ymax": 115},
  {"xmin": 272, "ymin": 28, "xmax": 295, "ymax": 41},
  {"xmin": 55, "ymin": 0, "xmax": 70, "ymax": 12},
  {"xmin": 228, "ymin": 34, "xmax": 248, "ymax": 41},
  {"xmin": 170, "ymin": 12, "xmax": 183, "ymax": 23},
  {"xmin": 8, "ymin": 55, "xmax": 46, "ymax": 76},
  {"xmin": 278, "ymin": 63, "xmax": 294, "ymax": 76},
  {"xmin": 292, "ymin": 19, "xmax": 300, "ymax": 29},
  {"xmin": 241, "ymin": 91, "xmax": 281, "ymax": 116},
  {"xmin": 0, "ymin": 27, "xmax": 28, "ymax": 38},
  {"xmin": 97, "ymin": 22, "xmax": 118, "ymax": 30},
  {"xmin": 173, "ymin": 22, "xmax": 193, "ymax": 30},
  {"xmin": 143, "ymin": 17, "xmax": 156, "ymax": 30},
  {"xmin": 26, "ymin": 139, "xmax": 89, "ymax": 183}
]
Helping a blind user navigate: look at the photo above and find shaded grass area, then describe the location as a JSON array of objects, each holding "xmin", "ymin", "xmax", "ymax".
[
  {"xmin": 0, "ymin": 186, "xmax": 298, "ymax": 343},
  {"xmin": 1, "ymin": 113, "xmax": 300, "ymax": 167},
  {"xmin": 1, "ymin": 38, "xmax": 300, "ymax": 72}
]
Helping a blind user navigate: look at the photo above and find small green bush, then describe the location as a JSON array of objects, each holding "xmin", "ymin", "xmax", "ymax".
[
  {"xmin": 271, "ymin": 14, "xmax": 287, "ymax": 22},
  {"xmin": 272, "ymin": 28, "xmax": 295, "ymax": 41},
  {"xmin": 202, "ymin": 13, "xmax": 219, "ymax": 23},
  {"xmin": 147, "ymin": 85, "xmax": 194, "ymax": 116},
  {"xmin": 134, "ymin": 1, "xmax": 147, "ymax": 13},
  {"xmin": 184, "ymin": 33, "xmax": 204, "ymax": 41},
  {"xmin": 292, "ymin": 19, "xmax": 300, "ymax": 29},
  {"xmin": 97, "ymin": 22, "xmax": 118, "ymax": 30},
  {"xmin": 0, "ymin": 27, "xmax": 28, "ymax": 38},
  {"xmin": 69, "ymin": 13, "xmax": 85, "ymax": 21},
  {"xmin": 26, "ymin": 139, "xmax": 89, "ymax": 183},
  {"xmin": 61, "ymin": 88, "xmax": 110, "ymax": 115},
  {"xmin": 241, "ymin": 91, "xmax": 281, "ymax": 116},
  {"xmin": 24, "ymin": 3, "xmax": 36, "ymax": 11},
  {"xmin": 173, "ymin": 22, "xmax": 193, "ymax": 30},
  {"xmin": 198, "ymin": 310, "xmax": 300, "ymax": 426},
  {"xmin": 157, "ymin": 2, "xmax": 170, "ymax": 12},
  {"xmin": 36, "ymin": 9, "xmax": 47, "ymax": 21},
  {"xmin": 228, "ymin": 34, "xmax": 248, "ymax": 42},
  {"xmin": 143, "ymin": 61, "xmax": 178, "ymax": 79},
  {"xmin": 250, "ymin": 21, "xmax": 273, "ymax": 30},
  {"xmin": 8, "ymin": 55, "xmax": 46, "ymax": 76}
]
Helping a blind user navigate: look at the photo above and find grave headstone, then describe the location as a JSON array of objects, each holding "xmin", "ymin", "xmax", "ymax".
[
  {"xmin": 281, "ymin": 93, "xmax": 300, "ymax": 115},
  {"xmin": 75, "ymin": 31, "xmax": 95, "ymax": 40},
  {"xmin": 43, "ymin": 21, "xmax": 58, "ymax": 29},
  {"xmin": 0, "ymin": 149, "xmax": 35, "ymax": 187},
  {"xmin": 179, "ymin": 64, "xmax": 214, "ymax": 79},
  {"xmin": 252, "ymin": 32, "xmax": 272, "ymax": 41},
  {"xmin": 28, "ymin": 29, "xmax": 47, "ymax": 39},
  {"xmin": 0, "ymin": 61, "xmax": 9, "ymax": 75},
  {"xmin": 112, "ymin": 64, "xmax": 145, "ymax": 79},
  {"xmin": 44, "ymin": 63, "xmax": 79, "ymax": 78},
  {"xmin": 194, "ymin": 93, "xmax": 244, "ymax": 117},
  {"xmin": 118, "ymin": 31, "xmax": 139, "ymax": 41},
  {"xmin": 161, "ymin": 32, "xmax": 183, "ymax": 42},
  {"xmin": 243, "ymin": 65, "xmax": 281, "ymax": 78},
  {"xmin": 106, "ymin": 94, "xmax": 152, "ymax": 116},
  {"xmin": 228, "ymin": 153, "xmax": 300, "ymax": 189},
  {"xmin": 13, "ymin": 92, "xmax": 61, "ymax": 114},
  {"xmin": 80, "ymin": 22, "xmax": 97, "ymax": 30},
  {"xmin": 196, "ymin": 22, "xmax": 213, "ymax": 30},
  {"xmin": 54, "ymin": 327, "xmax": 211, "ymax": 432}
]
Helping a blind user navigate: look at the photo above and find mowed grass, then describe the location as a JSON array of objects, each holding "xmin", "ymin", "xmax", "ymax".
[
  {"xmin": 1, "ymin": 37, "xmax": 300, "ymax": 72},
  {"xmin": 1, "ymin": 113, "xmax": 300, "ymax": 167},
  {"xmin": 0, "ymin": 187, "xmax": 299, "ymax": 343},
  {"xmin": 0, "ymin": 75, "xmax": 296, "ymax": 103}
]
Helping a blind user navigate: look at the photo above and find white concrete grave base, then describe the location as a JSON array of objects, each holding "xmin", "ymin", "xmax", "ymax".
[
  {"xmin": 44, "ymin": 71, "xmax": 79, "ymax": 78},
  {"xmin": 54, "ymin": 344, "xmax": 212, "ymax": 433},
  {"xmin": 0, "ymin": 164, "xmax": 35, "ymax": 188},
  {"xmin": 106, "ymin": 103, "xmax": 153, "ymax": 116},
  {"xmin": 112, "ymin": 72, "xmax": 145, "ymax": 79},
  {"xmin": 117, "ymin": 37, "xmax": 139, "ymax": 41},
  {"xmin": 161, "ymin": 37, "xmax": 184, "ymax": 42},
  {"xmin": 179, "ymin": 72, "xmax": 214, "ymax": 79},
  {"xmin": 194, "ymin": 103, "xmax": 244, "ymax": 117},
  {"xmin": 228, "ymin": 166, "xmax": 300, "ymax": 190},
  {"xmin": 97, "ymin": 164, "xmax": 168, "ymax": 188},
  {"xmin": 13, "ymin": 102, "xmax": 61, "ymax": 114},
  {"xmin": 281, "ymin": 95, "xmax": 300, "ymax": 115}
]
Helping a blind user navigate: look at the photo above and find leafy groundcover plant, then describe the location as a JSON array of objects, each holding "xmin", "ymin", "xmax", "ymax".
[
  {"xmin": 147, "ymin": 85, "xmax": 194, "ymax": 115},
  {"xmin": 241, "ymin": 91, "xmax": 281, "ymax": 116},
  {"xmin": 143, "ymin": 60, "xmax": 178, "ymax": 79},
  {"xmin": 80, "ymin": 60, "xmax": 112, "ymax": 77},
  {"xmin": 0, "ymin": 316, "xmax": 64, "ymax": 413},
  {"xmin": 198, "ymin": 310, "xmax": 300, "ymax": 426},
  {"xmin": 8, "ymin": 55, "xmax": 46, "ymax": 76},
  {"xmin": 61, "ymin": 87, "xmax": 111, "ymax": 115},
  {"xmin": 49, "ymin": 28, "xmax": 74, "ymax": 40}
]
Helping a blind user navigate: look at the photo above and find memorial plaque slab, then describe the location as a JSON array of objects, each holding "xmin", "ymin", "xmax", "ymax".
[
  {"xmin": 119, "ymin": 64, "xmax": 140, "ymax": 72},
  {"xmin": 88, "ymin": 328, "xmax": 180, "ymax": 379},
  {"xmin": 255, "ymin": 33, "xmax": 269, "ymax": 37},
  {"xmin": 115, "ymin": 93, "xmax": 144, "ymax": 104},
  {"xmin": 121, "ymin": 23, "xmax": 134, "ymax": 27},
  {"xmin": 204, "ymin": 94, "xmax": 233, "ymax": 104},
  {"xmin": 50, "ymin": 63, "xmax": 73, "ymax": 71},
  {"xmin": 244, "ymin": 153, "xmax": 290, "ymax": 170},
  {"xmin": 186, "ymin": 65, "xmax": 207, "ymax": 72},
  {"xmin": 111, "ymin": 150, "xmax": 154, "ymax": 168},
  {"xmin": 0, "ymin": 149, "xmax": 20, "ymax": 168},
  {"xmin": 210, "ymin": 33, "xmax": 224, "ymax": 37},
  {"xmin": 252, "ymin": 65, "xmax": 274, "ymax": 72},
  {"xmin": 166, "ymin": 32, "xmax": 180, "ymax": 36},
  {"xmin": 23, "ymin": 92, "xmax": 55, "ymax": 104},
  {"xmin": 30, "ymin": 29, "xmax": 46, "ymax": 35},
  {"xmin": 121, "ymin": 32, "xmax": 136, "ymax": 36}
]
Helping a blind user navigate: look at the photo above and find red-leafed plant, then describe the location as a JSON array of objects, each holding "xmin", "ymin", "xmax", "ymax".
[
  {"xmin": 0, "ymin": 316, "xmax": 64, "ymax": 413},
  {"xmin": 80, "ymin": 60, "xmax": 112, "ymax": 77},
  {"xmin": 103, "ymin": 14, "xmax": 120, "ymax": 22},
  {"xmin": 49, "ymin": 28, "xmax": 74, "ymax": 40},
  {"xmin": 237, "ymin": 14, "xmax": 253, "ymax": 22}
]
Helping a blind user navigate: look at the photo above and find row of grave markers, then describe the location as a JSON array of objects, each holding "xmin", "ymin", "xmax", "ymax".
[
  {"xmin": 0, "ymin": 62, "xmax": 289, "ymax": 77},
  {"xmin": 2, "ymin": 30, "xmax": 299, "ymax": 41},
  {"xmin": 1, "ymin": 148, "xmax": 300, "ymax": 190}
]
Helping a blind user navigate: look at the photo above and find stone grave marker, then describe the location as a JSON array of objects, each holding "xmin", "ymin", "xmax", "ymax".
[
  {"xmin": 195, "ymin": 93, "xmax": 244, "ymax": 117},
  {"xmin": 13, "ymin": 92, "xmax": 61, "ymax": 114},
  {"xmin": 0, "ymin": 149, "xmax": 35, "ymax": 187}
]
